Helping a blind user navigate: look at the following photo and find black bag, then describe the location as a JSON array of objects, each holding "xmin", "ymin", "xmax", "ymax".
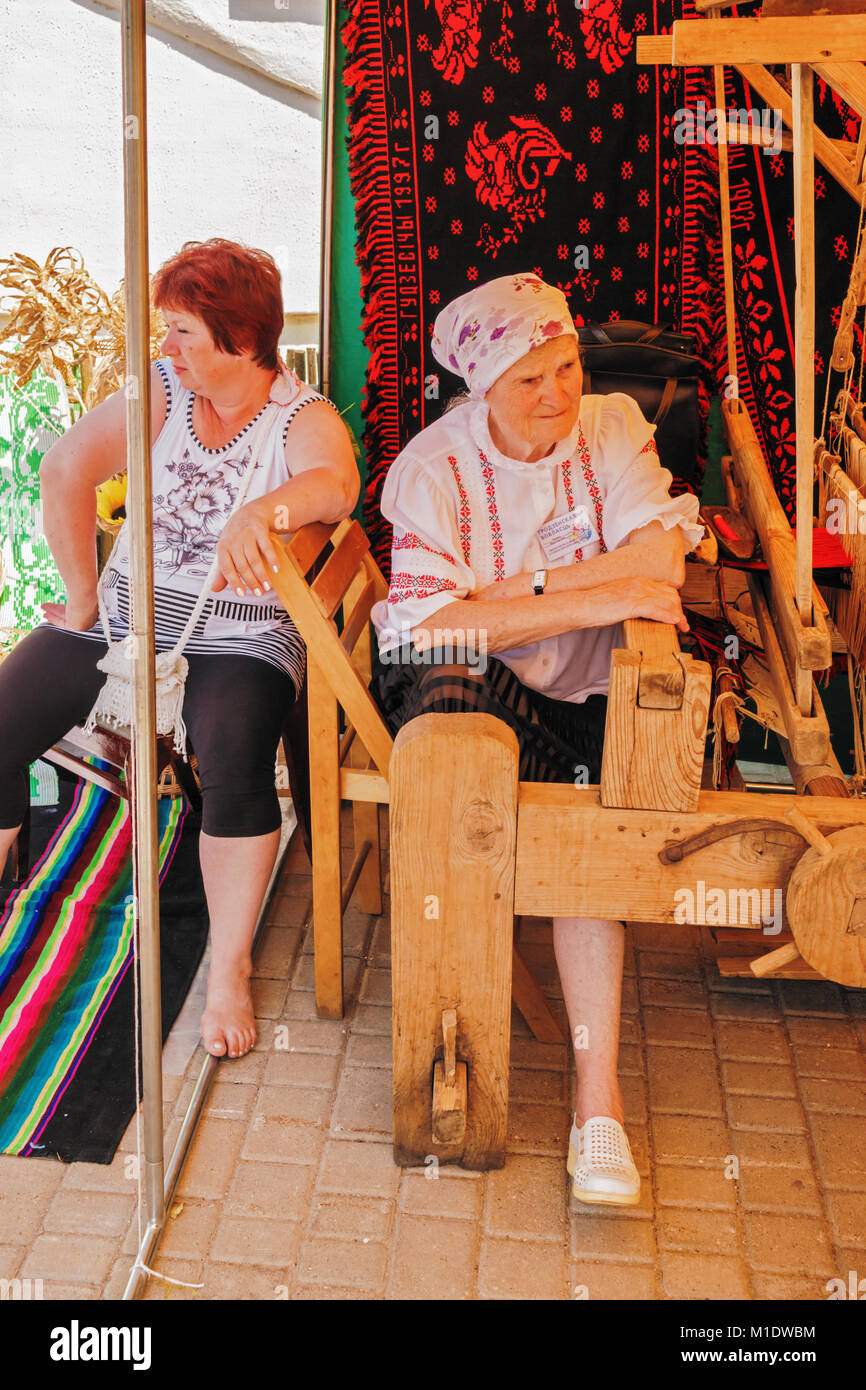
[{"xmin": 576, "ymin": 321, "xmax": 701, "ymax": 488}]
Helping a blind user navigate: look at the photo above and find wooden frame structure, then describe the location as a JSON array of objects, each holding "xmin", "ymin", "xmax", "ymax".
[{"xmin": 370, "ymin": 9, "xmax": 866, "ymax": 1169}]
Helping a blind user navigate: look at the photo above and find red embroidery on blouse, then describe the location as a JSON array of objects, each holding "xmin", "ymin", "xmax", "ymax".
[
  {"xmin": 572, "ymin": 421, "xmax": 607, "ymax": 562},
  {"xmin": 392, "ymin": 531, "xmax": 457, "ymax": 565},
  {"xmin": 447, "ymin": 455, "xmax": 472, "ymax": 566},
  {"xmin": 388, "ymin": 574, "xmax": 458, "ymax": 604},
  {"xmin": 638, "ymin": 438, "xmax": 659, "ymax": 458},
  {"xmin": 562, "ymin": 458, "xmax": 575, "ymax": 512},
  {"xmin": 477, "ymin": 450, "xmax": 506, "ymax": 583}
]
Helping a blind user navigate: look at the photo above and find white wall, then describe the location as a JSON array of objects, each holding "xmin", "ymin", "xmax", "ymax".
[{"xmin": 0, "ymin": 0, "xmax": 325, "ymax": 316}]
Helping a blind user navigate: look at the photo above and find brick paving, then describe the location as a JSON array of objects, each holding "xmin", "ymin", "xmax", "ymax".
[{"xmin": 1, "ymin": 812, "xmax": 866, "ymax": 1301}]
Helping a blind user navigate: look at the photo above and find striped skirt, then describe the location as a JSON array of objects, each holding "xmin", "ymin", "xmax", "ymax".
[{"xmin": 371, "ymin": 642, "xmax": 607, "ymax": 784}]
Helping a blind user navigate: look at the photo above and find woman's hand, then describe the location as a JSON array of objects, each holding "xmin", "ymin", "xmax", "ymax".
[
  {"xmin": 213, "ymin": 500, "xmax": 282, "ymax": 598},
  {"xmin": 609, "ymin": 577, "xmax": 689, "ymax": 632},
  {"xmin": 469, "ymin": 578, "xmax": 500, "ymax": 603},
  {"xmin": 41, "ymin": 597, "xmax": 99, "ymax": 632}
]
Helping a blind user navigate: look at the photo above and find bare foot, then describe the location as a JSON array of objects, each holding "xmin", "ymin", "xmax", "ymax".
[{"xmin": 201, "ymin": 966, "xmax": 256, "ymax": 1059}]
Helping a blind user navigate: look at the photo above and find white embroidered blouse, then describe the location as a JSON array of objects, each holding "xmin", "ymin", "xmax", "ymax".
[{"xmin": 370, "ymin": 392, "xmax": 704, "ymax": 704}]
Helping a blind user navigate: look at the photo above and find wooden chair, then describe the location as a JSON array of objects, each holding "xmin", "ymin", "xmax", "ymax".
[
  {"xmin": 270, "ymin": 518, "xmax": 569, "ymax": 1041},
  {"xmin": 11, "ymin": 683, "xmax": 315, "ymax": 885}
]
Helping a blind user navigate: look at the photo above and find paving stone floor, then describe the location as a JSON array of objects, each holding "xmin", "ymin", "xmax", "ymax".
[{"xmin": 1, "ymin": 810, "xmax": 865, "ymax": 1301}]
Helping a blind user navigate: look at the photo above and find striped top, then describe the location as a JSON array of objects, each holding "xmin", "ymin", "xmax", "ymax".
[{"xmin": 73, "ymin": 359, "xmax": 339, "ymax": 694}]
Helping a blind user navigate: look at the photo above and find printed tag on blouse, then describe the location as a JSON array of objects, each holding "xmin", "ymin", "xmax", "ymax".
[{"xmin": 536, "ymin": 506, "xmax": 598, "ymax": 564}]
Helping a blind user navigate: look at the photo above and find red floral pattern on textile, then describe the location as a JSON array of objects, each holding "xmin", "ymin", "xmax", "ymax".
[
  {"xmin": 392, "ymin": 531, "xmax": 458, "ymax": 565},
  {"xmin": 562, "ymin": 438, "xmax": 607, "ymax": 564},
  {"xmin": 478, "ymin": 450, "xmax": 506, "ymax": 580},
  {"xmin": 341, "ymin": 0, "xmax": 858, "ymax": 572},
  {"xmin": 388, "ymin": 573, "xmax": 459, "ymax": 603},
  {"xmin": 579, "ymin": 0, "xmax": 633, "ymax": 75},
  {"xmin": 466, "ymin": 117, "xmax": 571, "ymax": 258},
  {"xmin": 426, "ymin": 0, "xmax": 483, "ymax": 84},
  {"xmin": 562, "ymin": 457, "xmax": 575, "ymax": 512},
  {"xmin": 573, "ymin": 423, "xmax": 607, "ymax": 560},
  {"xmin": 638, "ymin": 439, "xmax": 658, "ymax": 457},
  {"xmin": 448, "ymin": 455, "xmax": 472, "ymax": 565}
]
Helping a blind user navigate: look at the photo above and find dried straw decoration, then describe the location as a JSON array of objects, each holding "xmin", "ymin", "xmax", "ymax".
[
  {"xmin": 87, "ymin": 280, "xmax": 166, "ymax": 410},
  {"xmin": 0, "ymin": 249, "xmax": 167, "ymax": 539},
  {"xmin": 0, "ymin": 247, "xmax": 108, "ymax": 412}
]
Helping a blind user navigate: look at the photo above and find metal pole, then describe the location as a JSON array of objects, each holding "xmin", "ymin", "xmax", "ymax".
[
  {"xmin": 121, "ymin": 0, "xmax": 164, "ymax": 1236},
  {"xmin": 123, "ymin": 842, "xmax": 289, "ymax": 1299},
  {"xmin": 319, "ymin": 0, "xmax": 337, "ymax": 397}
]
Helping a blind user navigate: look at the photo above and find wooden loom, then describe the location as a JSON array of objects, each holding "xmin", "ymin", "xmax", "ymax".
[
  {"xmin": 278, "ymin": 7, "xmax": 866, "ymax": 1171},
  {"xmin": 392, "ymin": 6, "xmax": 866, "ymax": 1168}
]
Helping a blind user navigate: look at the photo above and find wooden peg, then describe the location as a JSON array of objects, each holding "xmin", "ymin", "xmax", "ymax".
[
  {"xmin": 750, "ymin": 942, "xmax": 803, "ymax": 977},
  {"xmin": 785, "ymin": 806, "xmax": 833, "ymax": 857},
  {"xmin": 442, "ymin": 1008, "xmax": 457, "ymax": 1088},
  {"xmin": 432, "ymin": 1008, "xmax": 468, "ymax": 1146}
]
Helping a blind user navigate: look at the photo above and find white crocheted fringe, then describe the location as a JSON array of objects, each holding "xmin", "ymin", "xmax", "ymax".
[{"xmin": 83, "ymin": 651, "xmax": 190, "ymax": 758}]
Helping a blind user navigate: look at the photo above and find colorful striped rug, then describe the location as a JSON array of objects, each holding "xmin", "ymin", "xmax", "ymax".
[{"xmin": 0, "ymin": 778, "xmax": 189, "ymax": 1156}]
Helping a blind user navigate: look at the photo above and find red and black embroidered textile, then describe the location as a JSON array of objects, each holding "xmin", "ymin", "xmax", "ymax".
[
  {"xmin": 341, "ymin": 0, "xmax": 860, "ymax": 577},
  {"xmin": 342, "ymin": 0, "xmax": 719, "ymax": 577}
]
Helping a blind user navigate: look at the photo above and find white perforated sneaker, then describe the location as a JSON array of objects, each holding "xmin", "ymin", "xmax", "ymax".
[{"xmin": 567, "ymin": 1115, "xmax": 641, "ymax": 1206}]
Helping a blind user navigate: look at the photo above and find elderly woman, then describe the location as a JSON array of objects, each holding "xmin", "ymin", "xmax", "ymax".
[
  {"xmin": 370, "ymin": 273, "xmax": 702, "ymax": 1206},
  {"xmin": 0, "ymin": 238, "xmax": 358, "ymax": 1061}
]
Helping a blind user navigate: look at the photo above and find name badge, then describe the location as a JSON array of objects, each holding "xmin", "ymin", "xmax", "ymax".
[{"xmin": 536, "ymin": 506, "xmax": 598, "ymax": 564}]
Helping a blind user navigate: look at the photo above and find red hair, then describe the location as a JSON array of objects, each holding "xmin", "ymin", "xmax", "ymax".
[{"xmin": 153, "ymin": 238, "xmax": 283, "ymax": 370}]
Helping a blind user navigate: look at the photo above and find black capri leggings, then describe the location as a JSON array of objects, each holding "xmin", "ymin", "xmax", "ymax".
[{"xmin": 0, "ymin": 625, "xmax": 297, "ymax": 838}]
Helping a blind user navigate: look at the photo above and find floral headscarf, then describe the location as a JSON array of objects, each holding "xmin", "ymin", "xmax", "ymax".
[{"xmin": 430, "ymin": 273, "xmax": 579, "ymax": 399}]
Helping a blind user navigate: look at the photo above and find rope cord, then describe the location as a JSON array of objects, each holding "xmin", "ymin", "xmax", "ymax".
[{"xmin": 825, "ymin": 177, "xmax": 866, "ymax": 442}]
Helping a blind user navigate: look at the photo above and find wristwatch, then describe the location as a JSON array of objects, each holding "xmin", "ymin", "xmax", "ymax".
[{"xmin": 531, "ymin": 568, "xmax": 548, "ymax": 596}]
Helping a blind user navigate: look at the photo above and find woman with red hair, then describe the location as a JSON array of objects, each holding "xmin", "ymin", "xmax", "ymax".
[{"xmin": 0, "ymin": 239, "xmax": 359, "ymax": 1060}]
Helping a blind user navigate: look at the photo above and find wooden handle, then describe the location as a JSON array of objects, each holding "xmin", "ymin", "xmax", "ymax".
[
  {"xmin": 750, "ymin": 942, "xmax": 802, "ymax": 977},
  {"xmin": 785, "ymin": 806, "xmax": 833, "ymax": 857}
]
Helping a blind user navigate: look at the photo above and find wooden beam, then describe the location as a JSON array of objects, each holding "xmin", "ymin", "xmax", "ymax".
[
  {"xmin": 270, "ymin": 534, "xmax": 394, "ymax": 780},
  {"xmin": 722, "ymin": 400, "xmax": 832, "ymax": 679},
  {"xmin": 311, "ymin": 522, "xmax": 371, "ymax": 620},
  {"xmin": 724, "ymin": 121, "xmax": 794, "ymax": 153},
  {"xmin": 763, "ymin": 0, "xmax": 866, "ymax": 14},
  {"xmin": 600, "ymin": 622, "xmax": 711, "ymax": 813},
  {"xmin": 511, "ymin": 940, "xmax": 569, "ymax": 1045},
  {"xmin": 339, "ymin": 767, "xmax": 390, "ymax": 803},
  {"xmin": 623, "ymin": 618, "xmax": 685, "ymax": 709},
  {"xmin": 637, "ymin": 17, "xmax": 866, "ymax": 66},
  {"xmin": 736, "ymin": 63, "xmax": 866, "ymax": 204},
  {"xmin": 812, "ymin": 61, "xmax": 866, "ymax": 122},
  {"xmin": 777, "ymin": 690, "xmax": 850, "ymax": 796},
  {"xmin": 514, "ymin": 782, "xmax": 866, "ymax": 922},
  {"xmin": 391, "ymin": 714, "xmax": 517, "ymax": 1170},
  {"xmin": 792, "ymin": 63, "xmax": 816, "ymax": 652},
  {"xmin": 746, "ymin": 572, "xmax": 829, "ymax": 763},
  {"xmin": 307, "ymin": 654, "xmax": 344, "ymax": 1019},
  {"xmin": 636, "ymin": 36, "xmax": 674, "ymax": 64}
]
